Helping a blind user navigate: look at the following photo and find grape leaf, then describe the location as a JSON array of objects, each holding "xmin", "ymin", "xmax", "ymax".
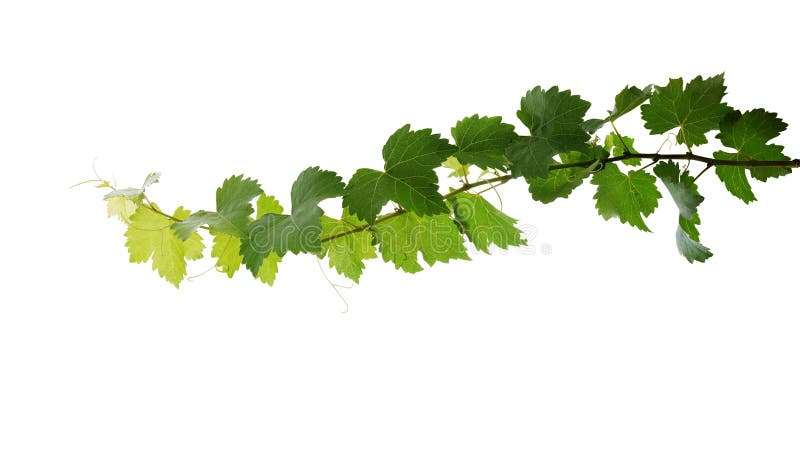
[
  {"xmin": 125, "ymin": 205, "xmax": 204, "ymax": 287},
  {"xmin": 241, "ymin": 167, "xmax": 344, "ymax": 275},
  {"xmin": 592, "ymin": 164, "xmax": 661, "ymax": 231},
  {"xmin": 609, "ymin": 84, "xmax": 653, "ymax": 121},
  {"xmin": 507, "ymin": 86, "xmax": 591, "ymax": 179},
  {"xmin": 373, "ymin": 212, "xmax": 470, "ymax": 273},
  {"xmin": 211, "ymin": 233, "xmax": 243, "ymax": 278},
  {"xmin": 319, "ymin": 211, "xmax": 377, "ymax": 283},
  {"xmin": 653, "ymin": 162, "xmax": 713, "ymax": 262},
  {"xmin": 604, "ymin": 132, "xmax": 640, "ymax": 166},
  {"xmin": 583, "ymin": 84, "xmax": 653, "ymax": 133},
  {"xmin": 103, "ymin": 172, "xmax": 161, "ymax": 201},
  {"xmin": 449, "ymin": 193, "xmax": 524, "ymax": 253},
  {"xmin": 451, "ymin": 114, "xmax": 517, "ymax": 170},
  {"xmin": 342, "ymin": 125, "xmax": 456, "ymax": 224},
  {"xmin": 714, "ymin": 109, "xmax": 791, "ymax": 200},
  {"xmin": 211, "ymin": 194, "xmax": 284, "ymax": 282},
  {"xmin": 172, "ymin": 175, "xmax": 262, "ymax": 240},
  {"xmin": 582, "ymin": 118, "xmax": 606, "ymax": 135},
  {"xmin": 676, "ymin": 225, "xmax": 712, "ymax": 263},
  {"xmin": 442, "ymin": 156, "xmax": 471, "ymax": 179},
  {"xmin": 527, "ymin": 151, "xmax": 595, "ymax": 203},
  {"xmin": 712, "ymin": 152, "xmax": 757, "ymax": 203},
  {"xmin": 641, "ymin": 74, "xmax": 732, "ymax": 148},
  {"xmin": 653, "ymin": 162, "xmax": 703, "ymax": 220},
  {"xmin": 106, "ymin": 196, "xmax": 137, "ymax": 223}
]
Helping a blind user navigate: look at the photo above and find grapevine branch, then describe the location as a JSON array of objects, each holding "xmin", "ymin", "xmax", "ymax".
[
  {"xmin": 320, "ymin": 151, "xmax": 800, "ymax": 244},
  {"xmin": 87, "ymin": 74, "xmax": 800, "ymax": 288}
]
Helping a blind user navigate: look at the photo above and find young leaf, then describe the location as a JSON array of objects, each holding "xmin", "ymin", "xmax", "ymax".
[
  {"xmin": 451, "ymin": 114, "xmax": 517, "ymax": 170},
  {"xmin": 449, "ymin": 193, "xmax": 524, "ymax": 252},
  {"xmin": 373, "ymin": 212, "xmax": 470, "ymax": 273},
  {"xmin": 242, "ymin": 167, "xmax": 344, "ymax": 275},
  {"xmin": 319, "ymin": 211, "xmax": 377, "ymax": 283},
  {"xmin": 641, "ymin": 74, "xmax": 732, "ymax": 148},
  {"xmin": 125, "ymin": 205, "xmax": 204, "ymax": 287},
  {"xmin": 106, "ymin": 196, "xmax": 138, "ymax": 223},
  {"xmin": 342, "ymin": 125, "xmax": 456, "ymax": 224},
  {"xmin": 592, "ymin": 164, "xmax": 661, "ymax": 231},
  {"xmin": 507, "ymin": 86, "xmax": 591, "ymax": 179},
  {"xmin": 442, "ymin": 156, "xmax": 471, "ymax": 179},
  {"xmin": 211, "ymin": 233, "xmax": 244, "ymax": 278},
  {"xmin": 103, "ymin": 172, "xmax": 161, "ymax": 201}
]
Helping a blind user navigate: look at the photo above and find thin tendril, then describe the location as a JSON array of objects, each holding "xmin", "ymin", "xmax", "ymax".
[{"xmin": 316, "ymin": 258, "xmax": 351, "ymax": 313}]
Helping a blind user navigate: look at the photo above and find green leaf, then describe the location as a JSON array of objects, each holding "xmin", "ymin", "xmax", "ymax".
[
  {"xmin": 442, "ymin": 156, "xmax": 471, "ymax": 179},
  {"xmin": 449, "ymin": 193, "xmax": 524, "ymax": 253},
  {"xmin": 592, "ymin": 164, "xmax": 661, "ymax": 231},
  {"xmin": 242, "ymin": 167, "xmax": 344, "ymax": 275},
  {"xmin": 211, "ymin": 233, "xmax": 243, "ymax": 278},
  {"xmin": 373, "ymin": 212, "xmax": 470, "ymax": 273},
  {"xmin": 125, "ymin": 205, "xmax": 204, "ymax": 287},
  {"xmin": 654, "ymin": 162, "xmax": 713, "ymax": 262},
  {"xmin": 507, "ymin": 86, "xmax": 591, "ymax": 179},
  {"xmin": 676, "ymin": 225, "xmax": 713, "ymax": 263},
  {"xmin": 641, "ymin": 74, "xmax": 732, "ymax": 148},
  {"xmin": 583, "ymin": 84, "xmax": 653, "ymax": 133},
  {"xmin": 172, "ymin": 175, "xmax": 263, "ymax": 240},
  {"xmin": 451, "ymin": 114, "xmax": 517, "ymax": 170},
  {"xmin": 103, "ymin": 172, "xmax": 161, "ymax": 201},
  {"xmin": 582, "ymin": 118, "xmax": 606, "ymax": 135},
  {"xmin": 106, "ymin": 196, "xmax": 138, "ymax": 223},
  {"xmin": 604, "ymin": 132, "xmax": 640, "ymax": 166},
  {"xmin": 609, "ymin": 84, "xmax": 653, "ymax": 121},
  {"xmin": 319, "ymin": 211, "xmax": 377, "ymax": 283},
  {"xmin": 527, "ymin": 151, "xmax": 594, "ymax": 203},
  {"xmin": 717, "ymin": 108, "xmax": 791, "ymax": 182},
  {"xmin": 256, "ymin": 194, "xmax": 284, "ymax": 217},
  {"xmin": 255, "ymin": 253, "xmax": 281, "ymax": 286},
  {"xmin": 212, "ymin": 230, "xmax": 282, "ymax": 285},
  {"xmin": 342, "ymin": 125, "xmax": 456, "ymax": 224},
  {"xmin": 712, "ymin": 151, "xmax": 757, "ymax": 203},
  {"xmin": 210, "ymin": 194, "xmax": 284, "ymax": 280},
  {"xmin": 653, "ymin": 162, "xmax": 703, "ymax": 220}
]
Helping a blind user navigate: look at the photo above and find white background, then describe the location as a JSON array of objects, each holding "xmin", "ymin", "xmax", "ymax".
[{"xmin": 2, "ymin": 0, "xmax": 799, "ymax": 448}]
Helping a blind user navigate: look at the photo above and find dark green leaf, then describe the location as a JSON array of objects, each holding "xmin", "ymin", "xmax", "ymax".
[
  {"xmin": 172, "ymin": 175, "xmax": 263, "ymax": 239},
  {"xmin": 242, "ymin": 167, "xmax": 344, "ymax": 275},
  {"xmin": 641, "ymin": 74, "xmax": 732, "ymax": 148},
  {"xmin": 342, "ymin": 125, "xmax": 456, "ymax": 223},
  {"xmin": 653, "ymin": 162, "xmax": 703, "ymax": 220},
  {"xmin": 527, "ymin": 151, "xmax": 594, "ymax": 203},
  {"xmin": 717, "ymin": 109, "xmax": 791, "ymax": 182},
  {"xmin": 451, "ymin": 115, "xmax": 518, "ymax": 170},
  {"xmin": 507, "ymin": 86, "xmax": 591, "ymax": 179}
]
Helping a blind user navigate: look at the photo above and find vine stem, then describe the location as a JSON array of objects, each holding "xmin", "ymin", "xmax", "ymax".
[
  {"xmin": 319, "ymin": 151, "xmax": 800, "ymax": 243},
  {"xmin": 133, "ymin": 152, "xmax": 798, "ymax": 242}
]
